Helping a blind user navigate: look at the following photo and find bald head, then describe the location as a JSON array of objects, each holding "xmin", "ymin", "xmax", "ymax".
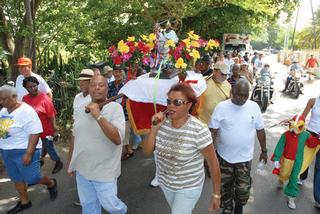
[
  {"xmin": 232, "ymin": 79, "xmax": 249, "ymax": 106},
  {"xmin": 89, "ymin": 75, "xmax": 108, "ymax": 102}
]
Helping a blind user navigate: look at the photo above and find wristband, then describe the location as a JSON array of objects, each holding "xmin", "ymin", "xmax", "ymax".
[
  {"xmin": 96, "ymin": 115, "xmax": 103, "ymax": 121},
  {"xmin": 212, "ymin": 193, "xmax": 221, "ymax": 199}
]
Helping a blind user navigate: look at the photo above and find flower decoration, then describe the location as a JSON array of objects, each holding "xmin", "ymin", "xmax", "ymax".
[
  {"xmin": 107, "ymin": 30, "xmax": 220, "ymax": 77},
  {"xmin": 175, "ymin": 57, "xmax": 187, "ymax": 69}
]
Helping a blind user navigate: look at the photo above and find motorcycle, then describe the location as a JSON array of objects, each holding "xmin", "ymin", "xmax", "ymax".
[
  {"xmin": 251, "ymin": 75, "xmax": 275, "ymax": 112},
  {"xmin": 285, "ymin": 72, "xmax": 304, "ymax": 99}
]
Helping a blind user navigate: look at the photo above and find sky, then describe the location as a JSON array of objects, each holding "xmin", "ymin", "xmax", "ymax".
[{"xmin": 286, "ymin": 0, "xmax": 320, "ymax": 29}]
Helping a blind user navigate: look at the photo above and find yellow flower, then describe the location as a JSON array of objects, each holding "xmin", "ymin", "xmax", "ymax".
[
  {"xmin": 127, "ymin": 36, "xmax": 135, "ymax": 42},
  {"xmin": 190, "ymin": 49, "xmax": 200, "ymax": 60},
  {"xmin": 117, "ymin": 40, "xmax": 129, "ymax": 53},
  {"xmin": 182, "ymin": 38, "xmax": 191, "ymax": 47},
  {"xmin": 207, "ymin": 39, "xmax": 219, "ymax": 48},
  {"xmin": 140, "ymin": 34, "xmax": 148, "ymax": 41},
  {"xmin": 187, "ymin": 31, "xmax": 200, "ymax": 40},
  {"xmin": 149, "ymin": 33, "xmax": 156, "ymax": 41},
  {"xmin": 147, "ymin": 42, "xmax": 155, "ymax": 50},
  {"xmin": 190, "ymin": 40, "xmax": 200, "ymax": 48},
  {"xmin": 166, "ymin": 39, "xmax": 175, "ymax": 47},
  {"xmin": 175, "ymin": 57, "xmax": 187, "ymax": 69}
]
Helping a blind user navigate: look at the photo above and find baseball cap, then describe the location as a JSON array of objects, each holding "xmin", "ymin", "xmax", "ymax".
[
  {"xmin": 214, "ymin": 62, "xmax": 230, "ymax": 75},
  {"xmin": 76, "ymin": 69, "xmax": 94, "ymax": 81},
  {"xmin": 15, "ymin": 57, "xmax": 32, "ymax": 66}
]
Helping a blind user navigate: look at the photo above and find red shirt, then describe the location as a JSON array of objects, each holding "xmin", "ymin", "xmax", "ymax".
[
  {"xmin": 22, "ymin": 92, "xmax": 56, "ymax": 139},
  {"xmin": 307, "ymin": 58, "xmax": 318, "ymax": 68}
]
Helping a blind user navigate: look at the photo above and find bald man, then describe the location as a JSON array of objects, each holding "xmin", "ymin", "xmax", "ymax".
[
  {"xmin": 209, "ymin": 80, "xmax": 267, "ymax": 214},
  {"xmin": 67, "ymin": 75, "xmax": 127, "ymax": 214}
]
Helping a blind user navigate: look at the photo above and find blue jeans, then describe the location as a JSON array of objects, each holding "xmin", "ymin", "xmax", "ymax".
[
  {"xmin": 160, "ymin": 185, "xmax": 203, "ymax": 214},
  {"xmin": 314, "ymin": 151, "xmax": 320, "ymax": 203},
  {"xmin": 76, "ymin": 172, "xmax": 127, "ymax": 214},
  {"xmin": 41, "ymin": 138, "xmax": 60, "ymax": 161}
]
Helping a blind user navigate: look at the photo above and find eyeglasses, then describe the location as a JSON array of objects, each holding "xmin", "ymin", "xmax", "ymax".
[{"xmin": 166, "ymin": 99, "xmax": 189, "ymax": 106}]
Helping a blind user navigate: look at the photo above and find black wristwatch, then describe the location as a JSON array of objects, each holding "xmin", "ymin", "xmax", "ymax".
[{"xmin": 261, "ymin": 148, "xmax": 268, "ymax": 153}]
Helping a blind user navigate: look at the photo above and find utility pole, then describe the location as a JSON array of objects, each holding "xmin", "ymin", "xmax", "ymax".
[
  {"xmin": 291, "ymin": 5, "xmax": 300, "ymax": 51},
  {"xmin": 310, "ymin": 0, "xmax": 317, "ymax": 49}
]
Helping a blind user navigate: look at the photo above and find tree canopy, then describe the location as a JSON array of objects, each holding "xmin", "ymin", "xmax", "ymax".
[{"xmin": 0, "ymin": 0, "xmax": 299, "ymax": 78}]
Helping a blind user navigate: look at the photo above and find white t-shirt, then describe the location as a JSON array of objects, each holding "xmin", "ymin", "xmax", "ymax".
[
  {"xmin": 73, "ymin": 92, "xmax": 91, "ymax": 120},
  {"xmin": 0, "ymin": 103, "xmax": 43, "ymax": 150},
  {"xmin": 224, "ymin": 59, "xmax": 235, "ymax": 72},
  {"xmin": 16, "ymin": 73, "xmax": 52, "ymax": 101},
  {"xmin": 209, "ymin": 99, "xmax": 264, "ymax": 163}
]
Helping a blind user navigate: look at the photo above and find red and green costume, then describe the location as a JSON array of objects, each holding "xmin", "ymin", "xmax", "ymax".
[{"xmin": 272, "ymin": 130, "xmax": 313, "ymax": 197}]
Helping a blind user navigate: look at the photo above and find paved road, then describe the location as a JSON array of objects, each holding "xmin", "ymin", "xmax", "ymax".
[{"xmin": 1, "ymin": 55, "xmax": 319, "ymax": 214}]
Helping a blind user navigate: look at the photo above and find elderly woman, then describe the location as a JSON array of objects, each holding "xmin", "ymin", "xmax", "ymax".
[
  {"xmin": 22, "ymin": 76, "xmax": 63, "ymax": 174},
  {"xmin": 0, "ymin": 85, "xmax": 57, "ymax": 214},
  {"xmin": 143, "ymin": 83, "xmax": 221, "ymax": 214}
]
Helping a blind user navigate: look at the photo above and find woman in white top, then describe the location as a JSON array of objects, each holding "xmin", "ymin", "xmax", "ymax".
[
  {"xmin": 0, "ymin": 85, "xmax": 57, "ymax": 214},
  {"xmin": 142, "ymin": 83, "xmax": 221, "ymax": 214},
  {"xmin": 300, "ymin": 96, "xmax": 320, "ymax": 208}
]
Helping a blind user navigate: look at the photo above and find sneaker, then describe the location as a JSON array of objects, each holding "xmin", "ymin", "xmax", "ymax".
[
  {"xmin": 52, "ymin": 161, "xmax": 63, "ymax": 174},
  {"xmin": 277, "ymin": 180, "xmax": 284, "ymax": 189},
  {"xmin": 73, "ymin": 201, "xmax": 81, "ymax": 207},
  {"xmin": 315, "ymin": 202, "xmax": 320, "ymax": 209},
  {"xmin": 287, "ymin": 196, "xmax": 296, "ymax": 209},
  {"xmin": 149, "ymin": 177, "xmax": 159, "ymax": 188},
  {"xmin": 7, "ymin": 201, "xmax": 32, "ymax": 214},
  {"xmin": 297, "ymin": 179, "xmax": 304, "ymax": 185},
  {"xmin": 47, "ymin": 178, "xmax": 58, "ymax": 201}
]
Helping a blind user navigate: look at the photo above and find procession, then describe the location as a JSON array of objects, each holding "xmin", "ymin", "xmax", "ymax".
[{"xmin": 1, "ymin": 1, "xmax": 320, "ymax": 214}]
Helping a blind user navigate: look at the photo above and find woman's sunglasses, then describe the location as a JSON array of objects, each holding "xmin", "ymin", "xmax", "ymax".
[{"xmin": 166, "ymin": 99, "xmax": 189, "ymax": 106}]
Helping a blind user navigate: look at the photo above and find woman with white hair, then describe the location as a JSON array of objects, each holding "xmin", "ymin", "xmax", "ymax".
[{"xmin": 0, "ymin": 85, "xmax": 57, "ymax": 214}]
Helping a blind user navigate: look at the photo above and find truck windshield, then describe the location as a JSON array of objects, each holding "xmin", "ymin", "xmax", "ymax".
[{"xmin": 224, "ymin": 44, "xmax": 246, "ymax": 51}]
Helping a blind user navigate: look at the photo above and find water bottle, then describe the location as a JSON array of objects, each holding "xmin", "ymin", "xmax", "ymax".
[
  {"xmin": 256, "ymin": 160, "xmax": 267, "ymax": 176},
  {"xmin": 46, "ymin": 136, "xmax": 54, "ymax": 141}
]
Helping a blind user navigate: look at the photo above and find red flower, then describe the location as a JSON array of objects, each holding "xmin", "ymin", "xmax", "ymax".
[
  {"xmin": 174, "ymin": 50, "xmax": 181, "ymax": 60},
  {"xmin": 126, "ymin": 41, "xmax": 135, "ymax": 47},
  {"xmin": 108, "ymin": 45, "xmax": 116, "ymax": 54},
  {"xmin": 185, "ymin": 52, "xmax": 191, "ymax": 60},
  {"xmin": 137, "ymin": 41, "xmax": 145, "ymax": 51},
  {"xmin": 129, "ymin": 45, "xmax": 135, "ymax": 53},
  {"xmin": 113, "ymin": 55, "xmax": 122, "ymax": 65},
  {"xmin": 141, "ymin": 45, "xmax": 150, "ymax": 54}
]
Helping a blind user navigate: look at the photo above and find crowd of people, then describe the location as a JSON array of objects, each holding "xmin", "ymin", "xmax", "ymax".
[{"xmin": 0, "ymin": 51, "xmax": 319, "ymax": 214}]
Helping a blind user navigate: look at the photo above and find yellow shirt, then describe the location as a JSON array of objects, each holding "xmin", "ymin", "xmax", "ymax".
[{"xmin": 197, "ymin": 78, "xmax": 231, "ymax": 125}]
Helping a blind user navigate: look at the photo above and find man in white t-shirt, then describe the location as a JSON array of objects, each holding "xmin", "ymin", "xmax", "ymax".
[
  {"xmin": 224, "ymin": 53, "xmax": 235, "ymax": 73},
  {"xmin": 69, "ymin": 68, "xmax": 94, "ymax": 206},
  {"xmin": 253, "ymin": 53, "xmax": 264, "ymax": 76},
  {"xmin": 209, "ymin": 79, "xmax": 267, "ymax": 214},
  {"xmin": 72, "ymin": 69, "xmax": 94, "ymax": 119},
  {"xmin": 15, "ymin": 57, "xmax": 52, "ymax": 101}
]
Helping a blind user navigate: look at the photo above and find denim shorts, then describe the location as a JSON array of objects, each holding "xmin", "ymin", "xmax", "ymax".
[{"xmin": 0, "ymin": 149, "xmax": 41, "ymax": 184}]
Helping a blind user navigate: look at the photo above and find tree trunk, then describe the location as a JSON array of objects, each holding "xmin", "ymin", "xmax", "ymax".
[{"xmin": 0, "ymin": 0, "xmax": 41, "ymax": 80}]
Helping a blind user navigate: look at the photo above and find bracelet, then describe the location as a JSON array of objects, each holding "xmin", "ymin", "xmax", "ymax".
[
  {"xmin": 96, "ymin": 115, "xmax": 103, "ymax": 121},
  {"xmin": 212, "ymin": 193, "xmax": 221, "ymax": 199},
  {"xmin": 261, "ymin": 148, "xmax": 268, "ymax": 153}
]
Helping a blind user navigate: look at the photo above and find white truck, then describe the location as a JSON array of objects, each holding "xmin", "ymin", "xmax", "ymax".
[{"xmin": 222, "ymin": 33, "xmax": 253, "ymax": 54}]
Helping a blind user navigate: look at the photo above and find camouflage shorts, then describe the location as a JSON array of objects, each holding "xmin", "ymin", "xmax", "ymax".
[{"xmin": 218, "ymin": 155, "xmax": 252, "ymax": 214}]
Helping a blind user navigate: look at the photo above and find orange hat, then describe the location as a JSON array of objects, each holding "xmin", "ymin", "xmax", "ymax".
[{"xmin": 15, "ymin": 57, "xmax": 32, "ymax": 66}]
